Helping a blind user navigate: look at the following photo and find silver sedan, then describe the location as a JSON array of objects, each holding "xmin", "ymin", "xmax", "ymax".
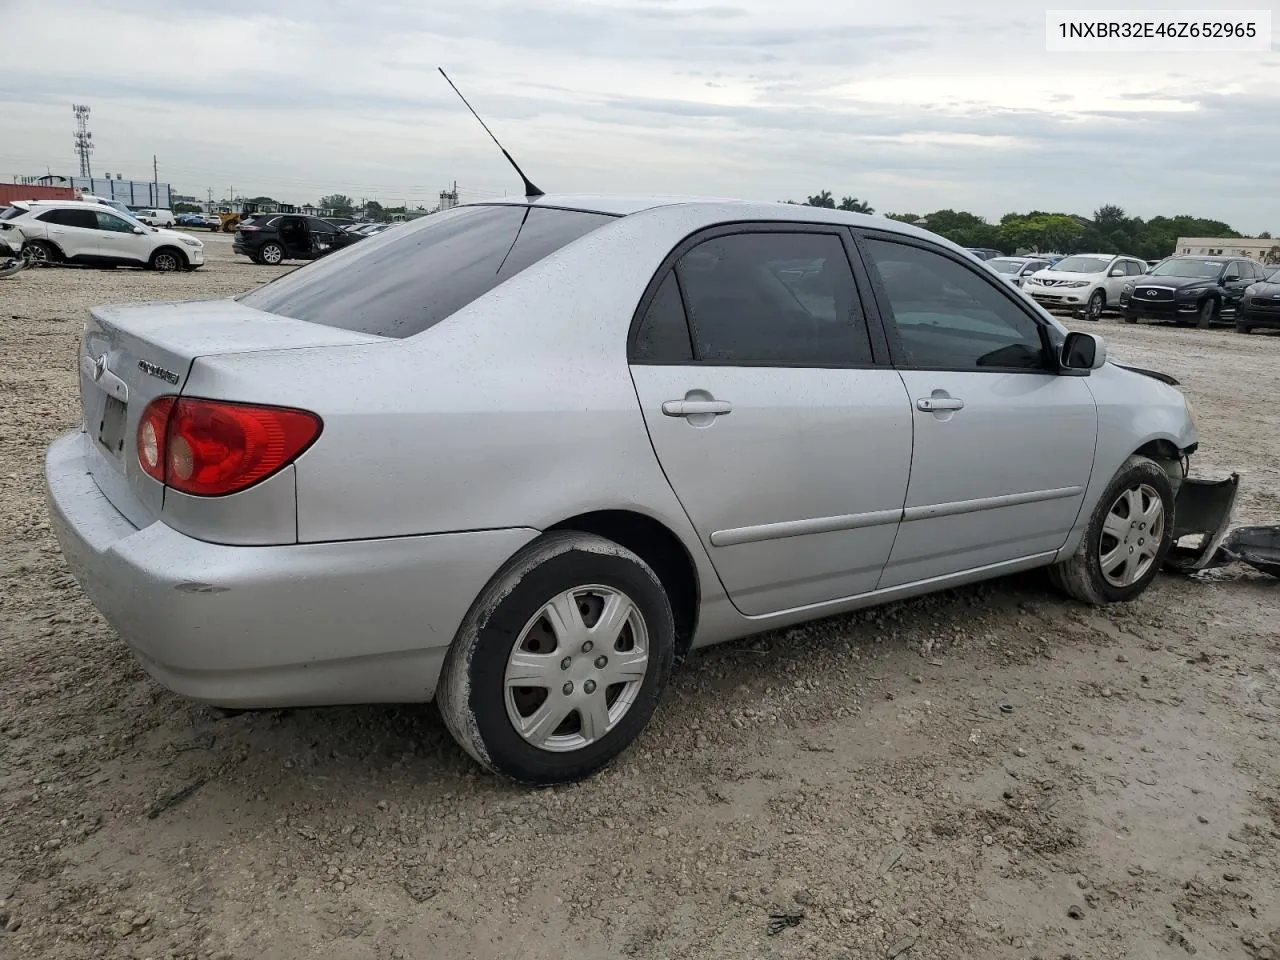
[{"xmin": 47, "ymin": 195, "xmax": 1223, "ymax": 784}]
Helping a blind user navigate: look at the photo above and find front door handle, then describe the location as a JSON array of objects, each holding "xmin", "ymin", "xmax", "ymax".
[
  {"xmin": 662, "ymin": 399, "xmax": 732, "ymax": 417},
  {"xmin": 917, "ymin": 397, "xmax": 964, "ymax": 412}
]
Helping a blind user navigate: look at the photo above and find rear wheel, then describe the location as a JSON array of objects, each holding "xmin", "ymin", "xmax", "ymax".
[
  {"xmin": 149, "ymin": 247, "xmax": 185, "ymax": 272},
  {"xmin": 1049, "ymin": 455, "xmax": 1174, "ymax": 605},
  {"xmin": 259, "ymin": 242, "xmax": 285, "ymax": 265},
  {"xmin": 1084, "ymin": 289, "xmax": 1105, "ymax": 321},
  {"xmin": 1196, "ymin": 298, "xmax": 1218, "ymax": 329},
  {"xmin": 22, "ymin": 240, "xmax": 57, "ymax": 267},
  {"xmin": 438, "ymin": 532, "xmax": 675, "ymax": 785}
]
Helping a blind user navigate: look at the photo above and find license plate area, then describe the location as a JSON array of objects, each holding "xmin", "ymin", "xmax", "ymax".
[{"xmin": 97, "ymin": 395, "xmax": 127, "ymax": 458}]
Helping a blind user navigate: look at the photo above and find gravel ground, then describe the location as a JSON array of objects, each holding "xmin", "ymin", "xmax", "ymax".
[{"xmin": 2, "ymin": 242, "xmax": 1280, "ymax": 960}]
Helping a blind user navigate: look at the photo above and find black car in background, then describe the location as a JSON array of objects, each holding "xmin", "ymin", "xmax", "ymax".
[
  {"xmin": 1120, "ymin": 255, "xmax": 1267, "ymax": 328},
  {"xmin": 1237, "ymin": 265, "xmax": 1280, "ymax": 334},
  {"xmin": 232, "ymin": 214, "xmax": 361, "ymax": 265},
  {"xmin": 965, "ymin": 247, "xmax": 1003, "ymax": 261}
]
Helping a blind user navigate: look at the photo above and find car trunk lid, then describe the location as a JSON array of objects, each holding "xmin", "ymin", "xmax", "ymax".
[{"xmin": 79, "ymin": 299, "xmax": 383, "ymax": 527}]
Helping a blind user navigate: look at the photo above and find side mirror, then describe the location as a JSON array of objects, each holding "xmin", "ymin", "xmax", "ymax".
[
  {"xmin": 132, "ymin": 226, "xmax": 145, "ymax": 234},
  {"xmin": 1109, "ymin": 267, "xmax": 1125, "ymax": 277},
  {"xmin": 1223, "ymin": 274, "xmax": 1239, "ymax": 282},
  {"xmin": 1061, "ymin": 331, "xmax": 1106, "ymax": 372}
]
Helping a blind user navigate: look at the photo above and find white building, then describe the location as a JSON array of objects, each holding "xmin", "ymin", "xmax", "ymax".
[{"xmin": 1175, "ymin": 236, "xmax": 1279, "ymax": 262}]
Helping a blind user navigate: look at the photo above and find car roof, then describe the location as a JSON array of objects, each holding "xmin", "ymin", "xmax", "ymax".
[
  {"xmin": 1167, "ymin": 254, "xmax": 1242, "ymax": 262},
  {"xmin": 463, "ymin": 193, "xmax": 954, "ymax": 247},
  {"xmin": 12, "ymin": 199, "xmax": 128, "ymax": 210}
]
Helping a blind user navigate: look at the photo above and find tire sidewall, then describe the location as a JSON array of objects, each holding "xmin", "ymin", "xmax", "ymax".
[
  {"xmin": 452, "ymin": 537, "xmax": 675, "ymax": 784},
  {"xmin": 1087, "ymin": 289, "xmax": 1104, "ymax": 320},
  {"xmin": 1080, "ymin": 458, "xmax": 1175, "ymax": 602},
  {"xmin": 1197, "ymin": 298, "xmax": 1216, "ymax": 328},
  {"xmin": 261, "ymin": 243, "xmax": 284, "ymax": 264}
]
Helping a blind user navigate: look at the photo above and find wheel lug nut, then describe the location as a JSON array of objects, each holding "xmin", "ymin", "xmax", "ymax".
[
  {"xmin": 562, "ymin": 681, "xmax": 573, "ymax": 696},
  {"xmin": 595, "ymin": 656, "xmax": 608, "ymax": 669},
  {"xmin": 583, "ymin": 680, "xmax": 597, "ymax": 694},
  {"xmin": 582, "ymin": 641, "xmax": 594, "ymax": 653},
  {"xmin": 561, "ymin": 657, "xmax": 572, "ymax": 671}
]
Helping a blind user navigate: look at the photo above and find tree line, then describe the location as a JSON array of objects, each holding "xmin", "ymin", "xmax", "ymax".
[{"xmin": 786, "ymin": 193, "xmax": 1276, "ymax": 262}]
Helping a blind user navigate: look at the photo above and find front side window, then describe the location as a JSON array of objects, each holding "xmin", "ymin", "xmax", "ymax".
[
  {"xmin": 95, "ymin": 211, "xmax": 134, "ymax": 233},
  {"xmin": 672, "ymin": 231, "xmax": 873, "ymax": 365},
  {"xmin": 864, "ymin": 237, "xmax": 1047, "ymax": 372},
  {"xmin": 239, "ymin": 204, "xmax": 616, "ymax": 338},
  {"xmin": 1123, "ymin": 260, "xmax": 1145, "ymax": 276}
]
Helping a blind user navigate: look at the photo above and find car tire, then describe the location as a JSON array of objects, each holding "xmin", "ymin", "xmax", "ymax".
[
  {"xmin": 1085, "ymin": 289, "xmax": 1105, "ymax": 321},
  {"xmin": 1235, "ymin": 319, "xmax": 1253, "ymax": 334},
  {"xmin": 1122, "ymin": 314, "xmax": 1138, "ymax": 324},
  {"xmin": 437, "ymin": 531, "xmax": 676, "ymax": 785},
  {"xmin": 21, "ymin": 240, "xmax": 58, "ymax": 267},
  {"xmin": 148, "ymin": 247, "xmax": 186, "ymax": 272},
  {"xmin": 1048, "ymin": 455, "xmax": 1174, "ymax": 605},
  {"xmin": 1195, "ymin": 298, "xmax": 1217, "ymax": 329},
  {"xmin": 259, "ymin": 242, "xmax": 285, "ymax": 265}
]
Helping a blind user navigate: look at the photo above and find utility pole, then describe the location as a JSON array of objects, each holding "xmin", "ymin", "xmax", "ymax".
[{"xmin": 153, "ymin": 154, "xmax": 159, "ymax": 207}]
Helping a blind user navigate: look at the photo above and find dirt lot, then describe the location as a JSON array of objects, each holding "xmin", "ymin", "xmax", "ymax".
[{"xmin": 2, "ymin": 238, "xmax": 1280, "ymax": 960}]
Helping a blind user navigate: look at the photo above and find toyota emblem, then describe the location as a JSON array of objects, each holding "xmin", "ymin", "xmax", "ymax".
[{"xmin": 93, "ymin": 355, "xmax": 108, "ymax": 381}]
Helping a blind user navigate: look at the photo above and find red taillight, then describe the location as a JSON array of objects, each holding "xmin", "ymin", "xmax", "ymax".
[
  {"xmin": 136, "ymin": 397, "xmax": 322, "ymax": 497},
  {"xmin": 238, "ymin": 224, "xmax": 261, "ymax": 232}
]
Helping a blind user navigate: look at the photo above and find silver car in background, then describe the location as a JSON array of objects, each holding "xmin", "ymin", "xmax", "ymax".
[
  {"xmin": 46, "ymin": 195, "xmax": 1228, "ymax": 784},
  {"xmin": 986, "ymin": 255, "xmax": 1052, "ymax": 288}
]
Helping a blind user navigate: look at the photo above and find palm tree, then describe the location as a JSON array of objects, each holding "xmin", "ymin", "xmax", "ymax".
[
  {"xmin": 805, "ymin": 190, "xmax": 835, "ymax": 209},
  {"xmin": 838, "ymin": 196, "xmax": 874, "ymax": 214}
]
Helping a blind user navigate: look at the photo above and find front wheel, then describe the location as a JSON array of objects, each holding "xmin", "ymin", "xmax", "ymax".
[
  {"xmin": 1196, "ymin": 298, "xmax": 1217, "ymax": 329},
  {"xmin": 1084, "ymin": 289, "xmax": 1105, "ymax": 321},
  {"xmin": 1049, "ymin": 455, "xmax": 1174, "ymax": 605},
  {"xmin": 149, "ymin": 248, "xmax": 185, "ymax": 272},
  {"xmin": 1235, "ymin": 319, "xmax": 1253, "ymax": 335},
  {"xmin": 438, "ymin": 532, "xmax": 676, "ymax": 785}
]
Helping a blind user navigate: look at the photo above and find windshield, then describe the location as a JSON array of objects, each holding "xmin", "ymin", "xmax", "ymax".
[
  {"xmin": 238, "ymin": 204, "xmax": 617, "ymax": 338},
  {"xmin": 1052, "ymin": 256, "xmax": 1111, "ymax": 274},
  {"xmin": 987, "ymin": 259, "xmax": 1022, "ymax": 274},
  {"xmin": 1149, "ymin": 259, "xmax": 1224, "ymax": 279},
  {"xmin": 1264, "ymin": 266, "xmax": 1280, "ymax": 282}
]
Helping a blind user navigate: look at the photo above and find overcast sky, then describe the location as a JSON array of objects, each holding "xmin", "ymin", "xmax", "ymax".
[{"xmin": 2, "ymin": 0, "xmax": 1276, "ymax": 231}]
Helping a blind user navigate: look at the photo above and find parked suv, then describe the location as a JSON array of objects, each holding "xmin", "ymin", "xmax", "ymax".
[
  {"xmin": 1022, "ymin": 253, "xmax": 1148, "ymax": 320},
  {"xmin": 1120, "ymin": 256, "xmax": 1265, "ymax": 328},
  {"xmin": 233, "ymin": 214, "xmax": 359, "ymax": 265},
  {"xmin": 0, "ymin": 200, "xmax": 204, "ymax": 270}
]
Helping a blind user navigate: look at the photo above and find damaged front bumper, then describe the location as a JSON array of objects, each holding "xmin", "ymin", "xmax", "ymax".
[{"xmin": 1164, "ymin": 473, "xmax": 1241, "ymax": 573}]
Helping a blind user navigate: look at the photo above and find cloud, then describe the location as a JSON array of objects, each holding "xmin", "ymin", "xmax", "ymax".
[{"xmin": 0, "ymin": 0, "xmax": 1275, "ymax": 233}]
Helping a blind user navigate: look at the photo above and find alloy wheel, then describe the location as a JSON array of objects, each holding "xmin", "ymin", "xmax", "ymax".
[
  {"xmin": 503, "ymin": 585, "xmax": 650, "ymax": 752},
  {"xmin": 153, "ymin": 252, "xmax": 180, "ymax": 272},
  {"xmin": 1098, "ymin": 483, "xmax": 1165, "ymax": 588}
]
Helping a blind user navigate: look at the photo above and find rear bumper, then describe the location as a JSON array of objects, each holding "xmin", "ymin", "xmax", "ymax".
[{"xmin": 46, "ymin": 431, "xmax": 537, "ymax": 708}]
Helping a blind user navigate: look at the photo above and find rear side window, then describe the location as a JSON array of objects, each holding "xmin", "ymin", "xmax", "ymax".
[
  {"xmin": 0, "ymin": 206, "xmax": 27, "ymax": 221},
  {"xmin": 37, "ymin": 208, "xmax": 97, "ymax": 229},
  {"xmin": 239, "ymin": 205, "xmax": 616, "ymax": 338},
  {"xmin": 673, "ymin": 231, "xmax": 873, "ymax": 366}
]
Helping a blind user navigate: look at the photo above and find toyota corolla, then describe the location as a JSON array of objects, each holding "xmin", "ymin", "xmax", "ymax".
[{"xmin": 46, "ymin": 195, "xmax": 1234, "ymax": 784}]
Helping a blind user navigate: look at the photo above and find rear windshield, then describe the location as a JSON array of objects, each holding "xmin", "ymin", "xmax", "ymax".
[
  {"xmin": 0, "ymin": 206, "xmax": 25, "ymax": 221},
  {"xmin": 238, "ymin": 204, "xmax": 616, "ymax": 338}
]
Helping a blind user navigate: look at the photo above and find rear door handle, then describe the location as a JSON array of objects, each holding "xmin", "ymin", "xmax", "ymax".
[
  {"xmin": 917, "ymin": 397, "xmax": 964, "ymax": 412},
  {"xmin": 662, "ymin": 400, "xmax": 732, "ymax": 417}
]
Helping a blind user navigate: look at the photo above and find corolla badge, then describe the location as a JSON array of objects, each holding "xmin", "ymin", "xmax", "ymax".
[{"xmin": 137, "ymin": 359, "xmax": 180, "ymax": 385}]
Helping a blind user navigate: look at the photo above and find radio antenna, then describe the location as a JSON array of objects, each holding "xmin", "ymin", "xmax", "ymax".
[{"xmin": 438, "ymin": 67, "xmax": 544, "ymax": 199}]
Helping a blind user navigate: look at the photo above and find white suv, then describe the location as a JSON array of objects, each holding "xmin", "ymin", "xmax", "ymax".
[
  {"xmin": 1022, "ymin": 253, "xmax": 1148, "ymax": 320},
  {"xmin": 0, "ymin": 201, "xmax": 204, "ymax": 271}
]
